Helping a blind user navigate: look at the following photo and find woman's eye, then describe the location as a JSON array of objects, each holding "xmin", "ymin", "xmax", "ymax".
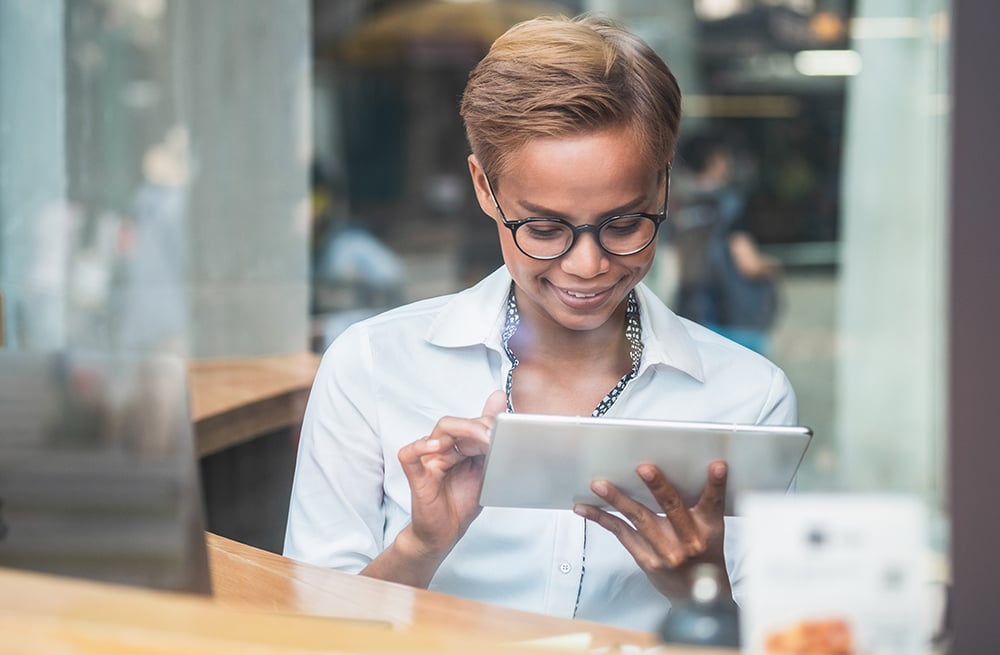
[
  {"xmin": 523, "ymin": 223, "xmax": 566, "ymax": 239},
  {"xmin": 605, "ymin": 218, "xmax": 643, "ymax": 235}
]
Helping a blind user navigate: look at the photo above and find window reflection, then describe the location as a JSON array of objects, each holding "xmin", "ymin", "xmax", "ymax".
[
  {"xmin": 0, "ymin": 0, "xmax": 950, "ymax": 543},
  {"xmin": 312, "ymin": 0, "xmax": 949, "ymax": 526},
  {"xmin": 0, "ymin": 0, "xmax": 311, "ymax": 357}
]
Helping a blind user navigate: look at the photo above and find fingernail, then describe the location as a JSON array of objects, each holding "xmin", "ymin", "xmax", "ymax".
[
  {"xmin": 591, "ymin": 480, "xmax": 608, "ymax": 497},
  {"xmin": 713, "ymin": 462, "xmax": 727, "ymax": 479},
  {"xmin": 425, "ymin": 439, "xmax": 440, "ymax": 450},
  {"xmin": 638, "ymin": 465, "xmax": 655, "ymax": 481},
  {"xmin": 573, "ymin": 504, "xmax": 587, "ymax": 517}
]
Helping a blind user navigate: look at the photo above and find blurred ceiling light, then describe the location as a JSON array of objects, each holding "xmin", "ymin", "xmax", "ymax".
[
  {"xmin": 810, "ymin": 11, "xmax": 846, "ymax": 42},
  {"xmin": 793, "ymin": 50, "xmax": 862, "ymax": 76},
  {"xmin": 694, "ymin": 0, "xmax": 748, "ymax": 21},
  {"xmin": 762, "ymin": 0, "xmax": 815, "ymax": 13},
  {"xmin": 849, "ymin": 17, "xmax": 920, "ymax": 40}
]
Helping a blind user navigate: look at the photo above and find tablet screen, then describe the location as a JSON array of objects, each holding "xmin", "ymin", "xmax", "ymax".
[{"xmin": 478, "ymin": 413, "xmax": 811, "ymax": 515}]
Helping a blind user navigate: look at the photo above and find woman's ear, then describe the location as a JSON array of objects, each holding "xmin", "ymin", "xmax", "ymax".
[{"xmin": 467, "ymin": 155, "xmax": 499, "ymax": 222}]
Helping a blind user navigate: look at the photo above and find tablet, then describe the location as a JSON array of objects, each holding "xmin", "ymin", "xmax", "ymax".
[{"xmin": 478, "ymin": 413, "xmax": 812, "ymax": 515}]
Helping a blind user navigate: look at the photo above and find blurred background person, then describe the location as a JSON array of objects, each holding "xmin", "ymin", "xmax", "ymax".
[
  {"xmin": 310, "ymin": 162, "xmax": 404, "ymax": 348},
  {"xmin": 667, "ymin": 131, "xmax": 782, "ymax": 355},
  {"xmin": 117, "ymin": 127, "xmax": 191, "ymax": 354}
]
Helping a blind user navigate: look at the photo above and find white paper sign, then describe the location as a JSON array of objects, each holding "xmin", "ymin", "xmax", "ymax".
[{"xmin": 739, "ymin": 493, "xmax": 930, "ymax": 655}]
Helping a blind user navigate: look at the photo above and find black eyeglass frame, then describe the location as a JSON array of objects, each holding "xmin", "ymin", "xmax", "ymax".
[{"xmin": 484, "ymin": 167, "xmax": 671, "ymax": 261}]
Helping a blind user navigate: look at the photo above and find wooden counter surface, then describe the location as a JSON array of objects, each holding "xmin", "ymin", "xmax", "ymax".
[
  {"xmin": 0, "ymin": 532, "xmax": 738, "ymax": 655},
  {"xmin": 0, "ymin": 564, "xmax": 550, "ymax": 655},
  {"xmin": 206, "ymin": 533, "xmax": 676, "ymax": 651},
  {"xmin": 188, "ymin": 353, "xmax": 321, "ymax": 457}
]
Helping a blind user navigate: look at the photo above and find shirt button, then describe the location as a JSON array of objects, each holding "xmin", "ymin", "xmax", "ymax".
[{"xmin": 559, "ymin": 562, "xmax": 572, "ymax": 574}]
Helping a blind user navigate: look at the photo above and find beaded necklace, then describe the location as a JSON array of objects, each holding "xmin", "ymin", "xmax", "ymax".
[
  {"xmin": 499, "ymin": 283, "xmax": 644, "ymax": 618},
  {"xmin": 500, "ymin": 284, "xmax": 643, "ymax": 416}
]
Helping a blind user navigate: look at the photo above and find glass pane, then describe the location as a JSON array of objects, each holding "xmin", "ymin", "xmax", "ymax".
[
  {"xmin": 0, "ymin": 0, "xmax": 951, "ymax": 582},
  {"xmin": 311, "ymin": 0, "xmax": 950, "ymax": 537},
  {"xmin": 0, "ymin": 0, "xmax": 310, "ymax": 569},
  {"xmin": 0, "ymin": 0, "xmax": 310, "ymax": 358}
]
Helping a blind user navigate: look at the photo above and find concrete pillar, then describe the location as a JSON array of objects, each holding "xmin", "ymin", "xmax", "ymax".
[
  {"xmin": 0, "ymin": 0, "xmax": 67, "ymax": 350},
  {"xmin": 836, "ymin": 0, "xmax": 949, "ymax": 505},
  {"xmin": 176, "ymin": 0, "xmax": 311, "ymax": 357}
]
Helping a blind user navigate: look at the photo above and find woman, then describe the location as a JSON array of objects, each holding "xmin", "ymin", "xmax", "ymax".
[{"xmin": 284, "ymin": 15, "xmax": 797, "ymax": 632}]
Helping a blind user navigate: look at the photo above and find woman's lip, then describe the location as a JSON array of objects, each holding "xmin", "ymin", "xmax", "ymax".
[
  {"xmin": 563, "ymin": 288, "xmax": 606, "ymax": 298},
  {"xmin": 552, "ymin": 284, "xmax": 614, "ymax": 307}
]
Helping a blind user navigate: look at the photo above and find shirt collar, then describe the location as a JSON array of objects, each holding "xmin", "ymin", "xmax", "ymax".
[
  {"xmin": 426, "ymin": 267, "xmax": 512, "ymax": 350},
  {"xmin": 426, "ymin": 267, "xmax": 705, "ymax": 383},
  {"xmin": 633, "ymin": 282, "xmax": 706, "ymax": 383}
]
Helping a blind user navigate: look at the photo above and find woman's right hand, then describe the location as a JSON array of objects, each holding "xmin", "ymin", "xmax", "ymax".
[{"xmin": 381, "ymin": 390, "xmax": 507, "ymax": 582}]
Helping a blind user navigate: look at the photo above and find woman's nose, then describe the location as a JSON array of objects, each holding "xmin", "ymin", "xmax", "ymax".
[{"xmin": 559, "ymin": 230, "xmax": 610, "ymax": 279}]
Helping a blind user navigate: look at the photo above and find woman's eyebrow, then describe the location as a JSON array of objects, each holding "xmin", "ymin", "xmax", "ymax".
[{"xmin": 516, "ymin": 194, "xmax": 648, "ymax": 217}]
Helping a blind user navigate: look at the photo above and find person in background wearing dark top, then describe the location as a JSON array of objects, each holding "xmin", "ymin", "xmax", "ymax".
[
  {"xmin": 284, "ymin": 15, "xmax": 797, "ymax": 632},
  {"xmin": 310, "ymin": 162, "xmax": 403, "ymax": 312},
  {"xmin": 670, "ymin": 133, "xmax": 782, "ymax": 355}
]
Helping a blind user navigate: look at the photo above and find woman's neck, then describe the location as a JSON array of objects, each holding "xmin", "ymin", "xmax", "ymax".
[{"xmin": 509, "ymin": 295, "xmax": 631, "ymax": 372}]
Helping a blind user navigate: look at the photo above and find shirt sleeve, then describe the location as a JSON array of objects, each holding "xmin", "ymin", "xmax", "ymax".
[
  {"xmin": 755, "ymin": 365, "xmax": 799, "ymax": 427},
  {"xmin": 283, "ymin": 323, "xmax": 387, "ymax": 571}
]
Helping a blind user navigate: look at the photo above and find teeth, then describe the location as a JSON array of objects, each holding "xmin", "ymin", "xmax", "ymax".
[{"xmin": 567, "ymin": 291, "xmax": 597, "ymax": 298}]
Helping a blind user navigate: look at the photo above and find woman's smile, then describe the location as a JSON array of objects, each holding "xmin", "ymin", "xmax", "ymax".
[{"xmin": 548, "ymin": 279, "xmax": 619, "ymax": 309}]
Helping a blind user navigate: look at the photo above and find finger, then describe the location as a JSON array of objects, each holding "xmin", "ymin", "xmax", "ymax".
[
  {"xmin": 590, "ymin": 478, "xmax": 663, "ymax": 532},
  {"xmin": 635, "ymin": 465, "xmax": 701, "ymax": 547},
  {"xmin": 449, "ymin": 434, "xmax": 488, "ymax": 458},
  {"xmin": 398, "ymin": 434, "xmax": 439, "ymax": 459},
  {"xmin": 480, "ymin": 389, "xmax": 508, "ymax": 419},
  {"xmin": 454, "ymin": 391, "xmax": 507, "ymax": 456},
  {"xmin": 429, "ymin": 416, "xmax": 492, "ymax": 456},
  {"xmin": 574, "ymin": 503, "xmax": 682, "ymax": 570},
  {"xmin": 591, "ymin": 477, "xmax": 702, "ymax": 560},
  {"xmin": 399, "ymin": 446, "xmax": 473, "ymax": 497},
  {"xmin": 694, "ymin": 460, "xmax": 728, "ymax": 516},
  {"xmin": 447, "ymin": 434, "xmax": 483, "ymax": 461},
  {"xmin": 573, "ymin": 503, "xmax": 637, "ymax": 543},
  {"xmin": 397, "ymin": 436, "xmax": 443, "ymax": 478}
]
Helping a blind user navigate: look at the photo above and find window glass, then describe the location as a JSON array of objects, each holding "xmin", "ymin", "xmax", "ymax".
[
  {"xmin": 0, "ymin": 0, "xmax": 950, "ymax": 552},
  {"xmin": 311, "ymin": 0, "xmax": 951, "ymax": 541}
]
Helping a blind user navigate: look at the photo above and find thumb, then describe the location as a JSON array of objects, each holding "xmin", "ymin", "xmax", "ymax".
[{"xmin": 481, "ymin": 389, "xmax": 508, "ymax": 419}]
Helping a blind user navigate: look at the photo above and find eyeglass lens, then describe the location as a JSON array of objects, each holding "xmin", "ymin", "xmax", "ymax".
[{"xmin": 515, "ymin": 215, "xmax": 658, "ymax": 259}]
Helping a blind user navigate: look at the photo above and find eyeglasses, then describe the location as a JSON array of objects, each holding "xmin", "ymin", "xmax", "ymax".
[{"xmin": 484, "ymin": 169, "xmax": 670, "ymax": 261}]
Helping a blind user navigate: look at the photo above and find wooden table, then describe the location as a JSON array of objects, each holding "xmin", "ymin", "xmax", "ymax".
[
  {"xmin": 206, "ymin": 533, "xmax": 676, "ymax": 651},
  {"xmin": 188, "ymin": 353, "xmax": 321, "ymax": 457},
  {"xmin": 0, "ymin": 533, "xmax": 737, "ymax": 655}
]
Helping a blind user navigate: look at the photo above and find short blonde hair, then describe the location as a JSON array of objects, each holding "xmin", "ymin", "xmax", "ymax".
[{"xmin": 460, "ymin": 14, "xmax": 681, "ymax": 186}]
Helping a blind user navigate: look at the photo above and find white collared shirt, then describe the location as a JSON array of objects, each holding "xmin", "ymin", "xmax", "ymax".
[{"xmin": 284, "ymin": 267, "xmax": 797, "ymax": 632}]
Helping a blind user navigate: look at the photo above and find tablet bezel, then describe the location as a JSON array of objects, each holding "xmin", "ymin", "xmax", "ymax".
[{"xmin": 478, "ymin": 413, "xmax": 812, "ymax": 515}]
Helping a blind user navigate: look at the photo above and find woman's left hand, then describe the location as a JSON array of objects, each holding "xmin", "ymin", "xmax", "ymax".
[{"xmin": 573, "ymin": 461, "xmax": 730, "ymax": 602}]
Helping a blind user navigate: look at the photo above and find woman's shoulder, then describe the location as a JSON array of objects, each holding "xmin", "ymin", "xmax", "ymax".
[
  {"xmin": 324, "ymin": 267, "xmax": 513, "ymax": 354},
  {"xmin": 682, "ymin": 319, "xmax": 789, "ymax": 395},
  {"xmin": 326, "ymin": 293, "xmax": 455, "ymax": 350}
]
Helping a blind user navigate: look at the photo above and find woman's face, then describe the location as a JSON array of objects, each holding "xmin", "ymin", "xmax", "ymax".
[{"xmin": 469, "ymin": 127, "xmax": 664, "ymax": 335}]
